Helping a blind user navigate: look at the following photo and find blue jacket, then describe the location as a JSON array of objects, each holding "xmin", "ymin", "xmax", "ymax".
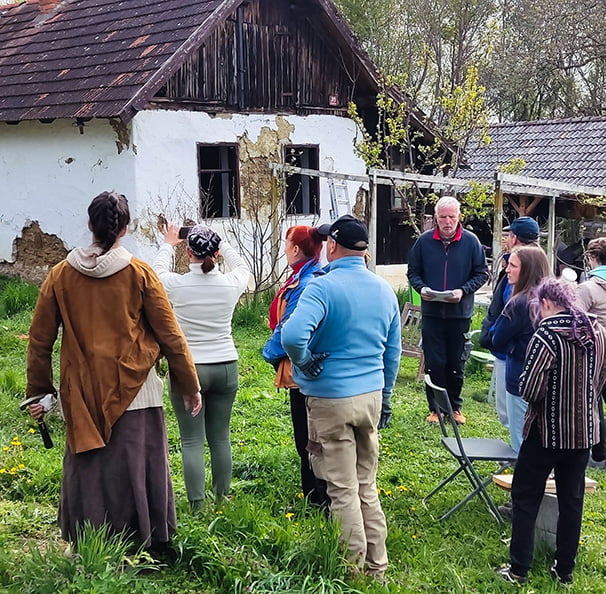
[
  {"xmin": 491, "ymin": 294, "xmax": 535, "ymax": 395},
  {"xmin": 281, "ymin": 256, "xmax": 401, "ymax": 398},
  {"xmin": 407, "ymin": 226, "xmax": 489, "ymax": 319},
  {"xmin": 262, "ymin": 258, "xmax": 322, "ymax": 366}
]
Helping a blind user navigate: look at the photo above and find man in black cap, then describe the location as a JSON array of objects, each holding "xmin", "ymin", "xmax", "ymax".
[{"xmin": 282, "ymin": 214, "xmax": 401, "ymax": 581}]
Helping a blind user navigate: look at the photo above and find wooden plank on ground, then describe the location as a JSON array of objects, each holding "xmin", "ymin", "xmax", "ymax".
[{"xmin": 492, "ymin": 474, "xmax": 598, "ymax": 494}]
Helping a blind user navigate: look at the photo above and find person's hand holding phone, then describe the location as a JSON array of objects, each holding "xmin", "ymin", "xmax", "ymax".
[{"xmin": 160, "ymin": 222, "xmax": 183, "ymax": 247}]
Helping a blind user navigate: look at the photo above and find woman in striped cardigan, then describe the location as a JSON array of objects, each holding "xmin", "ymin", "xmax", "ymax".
[{"xmin": 498, "ymin": 278, "xmax": 606, "ymax": 586}]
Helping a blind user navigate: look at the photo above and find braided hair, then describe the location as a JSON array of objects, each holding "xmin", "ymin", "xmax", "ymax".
[
  {"xmin": 88, "ymin": 191, "xmax": 130, "ymax": 254},
  {"xmin": 535, "ymin": 277, "xmax": 595, "ymax": 347}
]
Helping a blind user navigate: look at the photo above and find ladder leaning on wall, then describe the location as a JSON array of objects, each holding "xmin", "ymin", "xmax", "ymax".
[{"xmin": 328, "ymin": 179, "xmax": 350, "ymax": 221}]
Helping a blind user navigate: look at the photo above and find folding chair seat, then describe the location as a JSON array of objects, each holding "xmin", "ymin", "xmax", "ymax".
[{"xmin": 422, "ymin": 375, "xmax": 517, "ymax": 524}]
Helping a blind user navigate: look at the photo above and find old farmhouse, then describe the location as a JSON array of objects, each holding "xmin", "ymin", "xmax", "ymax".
[{"xmin": 0, "ymin": 0, "xmax": 450, "ymax": 284}]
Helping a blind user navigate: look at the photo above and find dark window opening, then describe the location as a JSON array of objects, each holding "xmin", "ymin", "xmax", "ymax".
[
  {"xmin": 197, "ymin": 144, "xmax": 240, "ymax": 218},
  {"xmin": 283, "ymin": 145, "xmax": 319, "ymax": 215}
]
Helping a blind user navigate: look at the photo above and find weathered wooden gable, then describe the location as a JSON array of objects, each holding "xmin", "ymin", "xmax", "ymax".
[{"xmin": 160, "ymin": 0, "xmax": 376, "ymax": 114}]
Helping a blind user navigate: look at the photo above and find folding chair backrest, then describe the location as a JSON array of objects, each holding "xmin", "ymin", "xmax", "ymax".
[{"xmin": 424, "ymin": 374, "xmax": 464, "ymax": 445}]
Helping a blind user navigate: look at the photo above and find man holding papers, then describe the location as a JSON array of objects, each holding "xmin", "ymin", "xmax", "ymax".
[{"xmin": 407, "ymin": 196, "xmax": 489, "ymax": 424}]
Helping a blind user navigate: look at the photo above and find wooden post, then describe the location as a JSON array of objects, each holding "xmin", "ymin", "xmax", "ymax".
[
  {"xmin": 368, "ymin": 171, "xmax": 377, "ymax": 272},
  {"xmin": 547, "ymin": 195, "xmax": 556, "ymax": 273},
  {"xmin": 492, "ymin": 171, "xmax": 504, "ymax": 279}
]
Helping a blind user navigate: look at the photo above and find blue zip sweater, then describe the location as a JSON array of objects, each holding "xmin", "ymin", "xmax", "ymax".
[
  {"xmin": 407, "ymin": 226, "xmax": 489, "ymax": 319},
  {"xmin": 281, "ymin": 256, "xmax": 402, "ymax": 398},
  {"xmin": 262, "ymin": 258, "xmax": 322, "ymax": 366}
]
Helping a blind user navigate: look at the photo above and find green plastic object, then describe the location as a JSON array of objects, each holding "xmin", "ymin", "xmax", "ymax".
[{"xmin": 407, "ymin": 286, "xmax": 421, "ymax": 305}]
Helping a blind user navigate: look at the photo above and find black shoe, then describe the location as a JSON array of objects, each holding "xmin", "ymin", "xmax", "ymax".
[
  {"xmin": 498, "ymin": 500, "xmax": 513, "ymax": 521},
  {"xmin": 550, "ymin": 563, "xmax": 573, "ymax": 584},
  {"xmin": 496, "ymin": 565, "xmax": 527, "ymax": 585}
]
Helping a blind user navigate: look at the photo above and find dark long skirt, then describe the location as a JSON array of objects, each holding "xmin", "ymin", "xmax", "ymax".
[{"xmin": 59, "ymin": 407, "xmax": 176, "ymax": 547}]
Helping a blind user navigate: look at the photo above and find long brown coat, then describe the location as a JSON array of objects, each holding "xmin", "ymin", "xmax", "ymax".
[{"xmin": 27, "ymin": 257, "xmax": 199, "ymax": 454}]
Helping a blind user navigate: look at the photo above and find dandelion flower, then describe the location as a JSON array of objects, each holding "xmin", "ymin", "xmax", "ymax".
[
  {"xmin": 285, "ymin": 512, "xmax": 295, "ymax": 519},
  {"xmin": 2, "ymin": 447, "xmax": 8, "ymax": 452},
  {"xmin": 297, "ymin": 492, "xmax": 304, "ymax": 499},
  {"xmin": 18, "ymin": 464, "xmax": 25, "ymax": 469},
  {"xmin": 0, "ymin": 468, "xmax": 6, "ymax": 474},
  {"xmin": 29, "ymin": 428, "xmax": 36, "ymax": 434}
]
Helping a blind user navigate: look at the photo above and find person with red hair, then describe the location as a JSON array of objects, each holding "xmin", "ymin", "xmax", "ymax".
[{"xmin": 263, "ymin": 225, "xmax": 329, "ymax": 507}]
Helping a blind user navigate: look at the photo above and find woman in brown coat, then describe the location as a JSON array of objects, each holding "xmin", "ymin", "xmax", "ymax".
[{"xmin": 27, "ymin": 191, "xmax": 201, "ymax": 550}]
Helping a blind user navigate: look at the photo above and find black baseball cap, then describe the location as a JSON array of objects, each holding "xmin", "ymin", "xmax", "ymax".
[{"xmin": 318, "ymin": 215, "xmax": 368, "ymax": 251}]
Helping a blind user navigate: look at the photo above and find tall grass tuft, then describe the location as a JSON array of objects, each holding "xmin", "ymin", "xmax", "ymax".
[
  {"xmin": 8, "ymin": 522, "xmax": 157, "ymax": 593},
  {"xmin": 232, "ymin": 290, "xmax": 274, "ymax": 331},
  {"xmin": 0, "ymin": 281, "xmax": 39, "ymax": 317}
]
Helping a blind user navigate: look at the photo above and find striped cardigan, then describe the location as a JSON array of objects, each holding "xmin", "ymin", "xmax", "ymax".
[{"xmin": 519, "ymin": 313, "xmax": 606, "ymax": 450}]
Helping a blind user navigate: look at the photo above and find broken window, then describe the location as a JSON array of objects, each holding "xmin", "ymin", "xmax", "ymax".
[
  {"xmin": 283, "ymin": 145, "xmax": 319, "ymax": 215},
  {"xmin": 197, "ymin": 144, "xmax": 240, "ymax": 218}
]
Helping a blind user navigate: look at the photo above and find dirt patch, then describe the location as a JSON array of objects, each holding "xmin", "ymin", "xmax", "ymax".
[{"xmin": 0, "ymin": 221, "xmax": 68, "ymax": 285}]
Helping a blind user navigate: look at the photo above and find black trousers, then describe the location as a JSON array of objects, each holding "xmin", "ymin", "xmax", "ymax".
[
  {"xmin": 510, "ymin": 423, "xmax": 589, "ymax": 577},
  {"xmin": 421, "ymin": 316, "xmax": 470, "ymax": 412},
  {"xmin": 591, "ymin": 386, "xmax": 606, "ymax": 461},
  {"xmin": 289, "ymin": 388, "xmax": 329, "ymax": 507}
]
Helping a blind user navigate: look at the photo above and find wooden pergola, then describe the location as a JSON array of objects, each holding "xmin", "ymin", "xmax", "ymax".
[{"xmin": 270, "ymin": 162, "xmax": 606, "ymax": 274}]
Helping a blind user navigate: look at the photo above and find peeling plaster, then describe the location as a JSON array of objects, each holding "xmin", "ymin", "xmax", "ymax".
[
  {"xmin": 109, "ymin": 118, "xmax": 136, "ymax": 155},
  {"xmin": 0, "ymin": 221, "xmax": 68, "ymax": 284},
  {"xmin": 237, "ymin": 116, "xmax": 295, "ymax": 214}
]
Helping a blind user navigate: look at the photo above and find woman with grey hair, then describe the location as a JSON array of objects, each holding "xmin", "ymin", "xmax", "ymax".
[{"xmin": 154, "ymin": 223, "xmax": 250, "ymax": 510}]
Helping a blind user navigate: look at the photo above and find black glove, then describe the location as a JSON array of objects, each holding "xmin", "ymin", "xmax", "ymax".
[
  {"xmin": 297, "ymin": 352, "xmax": 328, "ymax": 379},
  {"xmin": 378, "ymin": 392, "xmax": 392, "ymax": 429}
]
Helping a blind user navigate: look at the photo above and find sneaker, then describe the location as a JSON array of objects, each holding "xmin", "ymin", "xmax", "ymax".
[
  {"xmin": 498, "ymin": 500, "xmax": 513, "ymax": 521},
  {"xmin": 550, "ymin": 563, "xmax": 573, "ymax": 584},
  {"xmin": 452, "ymin": 410, "xmax": 466, "ymax": 425},
  {"xmin": 496, "ymin": 565, "xmax": 527, "ymax": 585},
  {"xmin": 426, "ymin": 411, "xmax": 441, "ymax": 424}
]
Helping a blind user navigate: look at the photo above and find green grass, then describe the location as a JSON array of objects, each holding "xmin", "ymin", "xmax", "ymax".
[{"xmin": 0, "ymin": 279, "xmax": 605, "ymax": 592}]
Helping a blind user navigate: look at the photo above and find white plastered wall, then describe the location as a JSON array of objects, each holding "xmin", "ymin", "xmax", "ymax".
[
  {"xmin": 130, "ymin": 109, "xmax": 368, "ymax": 262},
  {"xmin": 0, "ymin": 110, "xmax": 370, "ymax": 276},
  {"xmin": 0, "ymin": 119, "xmax": 136, "ymax": 261}
]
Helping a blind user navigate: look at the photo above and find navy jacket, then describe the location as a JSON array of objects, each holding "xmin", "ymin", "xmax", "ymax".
[
  {"xmin": 407, "ymin": 225, "xmax": 489, "ymax": 319},
  {"xmin": 491, "ymin": 294, "xmax": 535, "ymax": 395}
]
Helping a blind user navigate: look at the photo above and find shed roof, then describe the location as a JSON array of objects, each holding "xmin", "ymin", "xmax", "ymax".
[{"xmin": 459, "ymin": 117, "xmax": 606, "ymax": 188}]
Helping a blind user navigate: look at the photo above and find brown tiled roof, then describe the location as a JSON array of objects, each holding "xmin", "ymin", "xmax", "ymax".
[
  {"xmin": 459, "ymin": 117, "xmax": 606, "ymax": 188},
  {"xmin": 0, "ymin": 0, "xmax": 235, "ymax": 122}
]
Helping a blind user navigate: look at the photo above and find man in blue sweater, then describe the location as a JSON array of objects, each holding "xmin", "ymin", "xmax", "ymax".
[
  {"xmin": 282, "ymin": 215, "xmax": 401, "ymax": 581},
  {"xmin": 407, "ymin": 196, "xmax": 489, "ymax": 425}
]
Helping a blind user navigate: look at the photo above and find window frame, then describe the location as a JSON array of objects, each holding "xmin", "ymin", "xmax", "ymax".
[
  {"xmin": 283, "ymin": 144, "xmax": 320, "ymax": 216},
  {"xmin": 196, "ymin": 143, "xmax": 240, "ymax": 219}
]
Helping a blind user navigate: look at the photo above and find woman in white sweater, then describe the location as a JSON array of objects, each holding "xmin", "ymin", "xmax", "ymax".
[{"xmin": 154, "ymin": 223, "xmax": 250, "ymax": 509}]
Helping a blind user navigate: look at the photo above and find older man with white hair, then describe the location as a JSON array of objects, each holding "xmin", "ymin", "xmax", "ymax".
[{"xmin": 407, "ymin": 196, "xmax": 489, "ymax": 424}]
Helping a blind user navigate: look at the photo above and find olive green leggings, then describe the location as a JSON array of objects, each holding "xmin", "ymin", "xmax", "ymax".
[{"xmin": 170, "ymin": 361, "xmax": 238, "ymax": 506}]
